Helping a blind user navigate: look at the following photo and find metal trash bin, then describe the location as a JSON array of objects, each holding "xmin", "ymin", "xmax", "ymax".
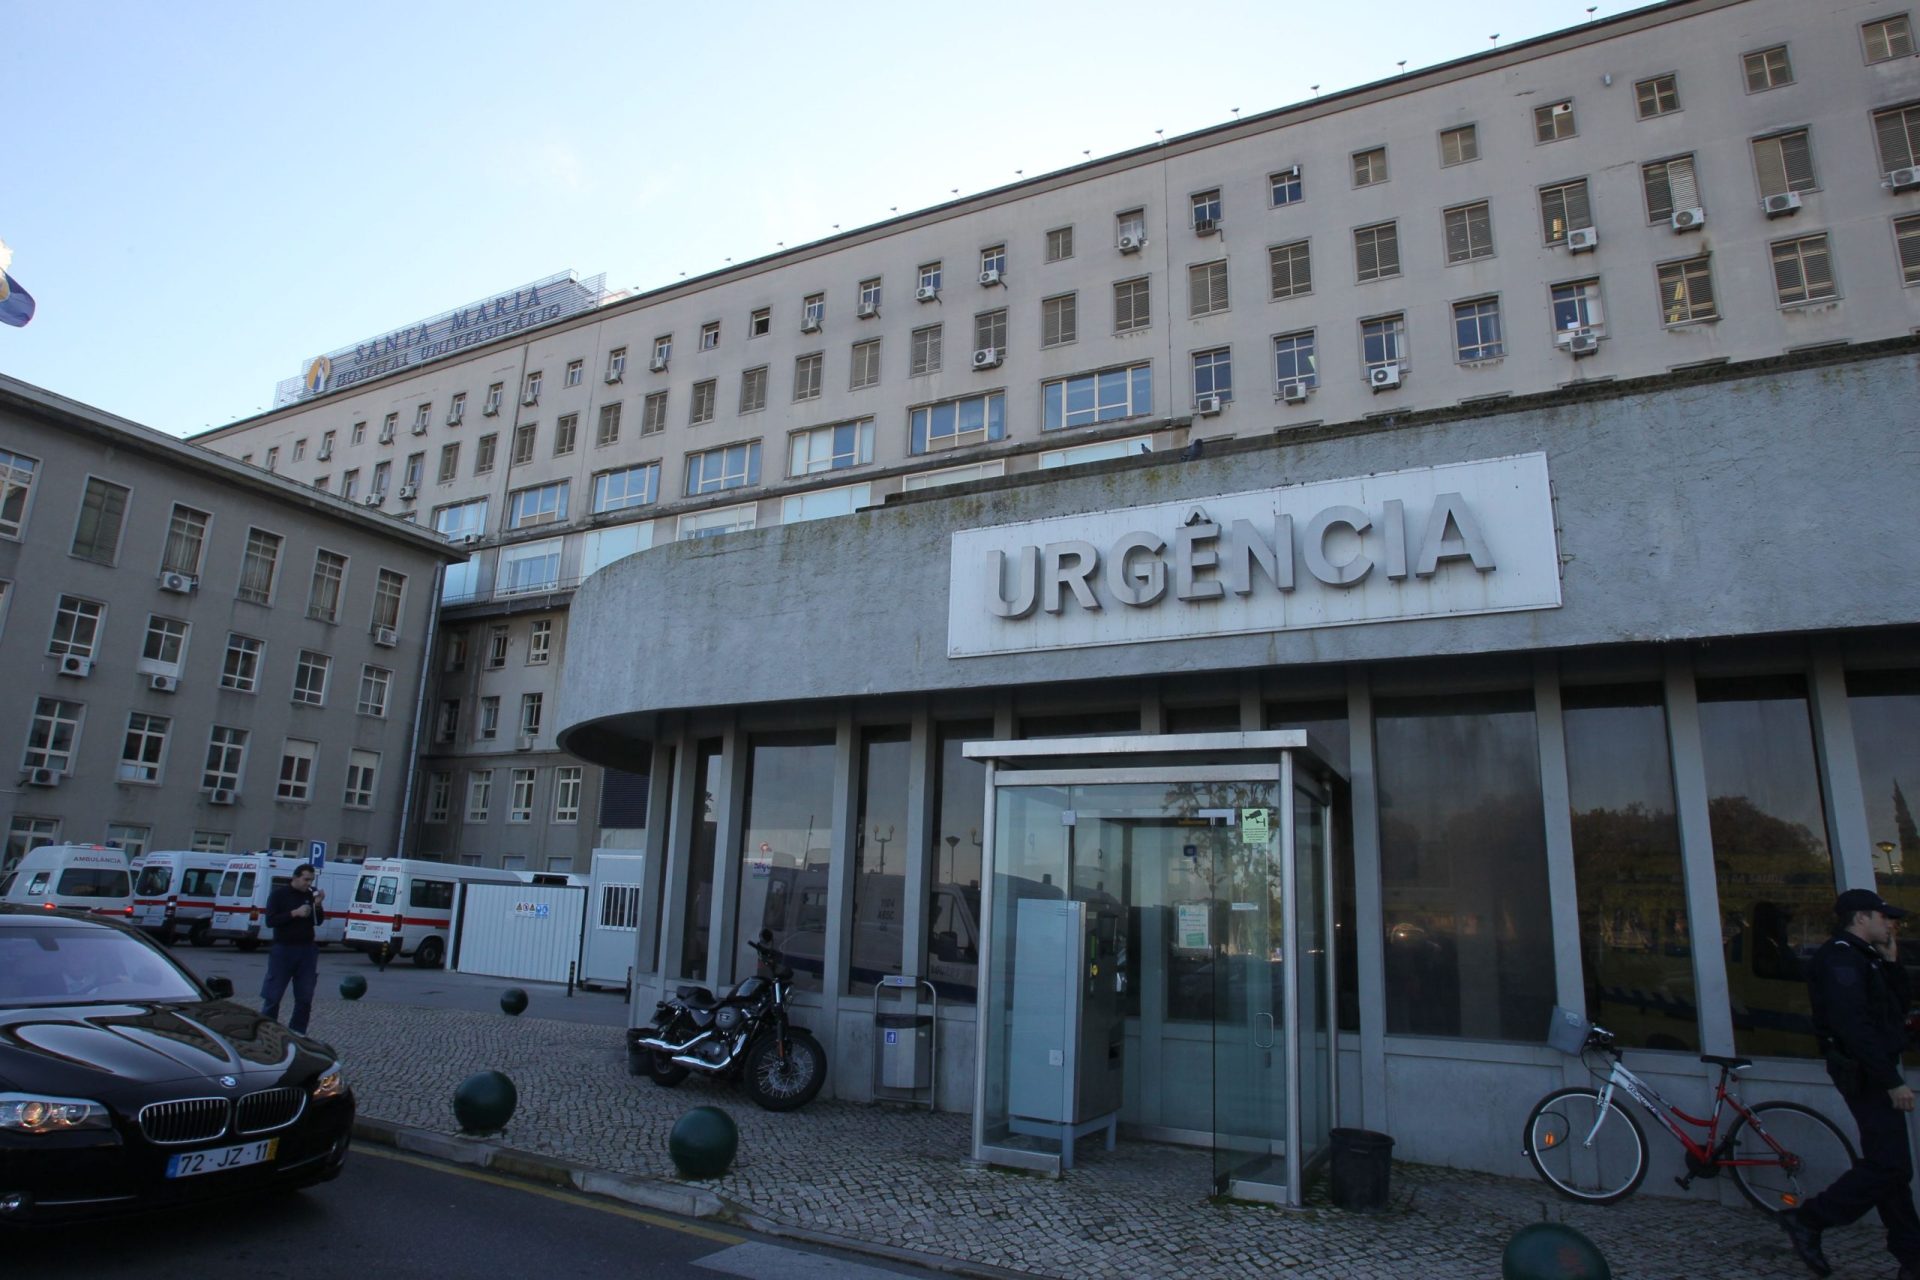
[
  {"xmin": 877, "ymin": 1012, "xmax": 934, "ymax": 1089},
  {"xmin": 1328, "ymin": 1127, "xmax": 1395, "ymax": 1211}
]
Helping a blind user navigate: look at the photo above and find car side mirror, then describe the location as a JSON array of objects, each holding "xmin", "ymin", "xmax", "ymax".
[{"xmin": 206, "ymin": 976, "xmax": 234, "ymax": 999}]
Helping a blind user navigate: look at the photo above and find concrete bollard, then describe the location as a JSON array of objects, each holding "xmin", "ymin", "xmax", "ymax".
[
  {"xmin": 1502, "ymin": 1223, "xmax": 1611, "ymax": 1280},
  {"xmin": 668, "ymin": 1106, "xmax": 738, "ymax": 1180},
  {"xmin": 453, "ymin": 1070, "xmax": 518, "ymax": 1134}
]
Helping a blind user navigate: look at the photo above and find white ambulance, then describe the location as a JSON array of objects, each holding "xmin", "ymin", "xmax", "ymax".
[
  {"xmin": 344, "ymin": 858, "xmax": 522, "ymax": 968},
  {"xmin": 0, "ymin": 844, "xmax": 136, "ymax": 917},
  {"xmin": 130, "ymin": 850, "xmax": 232, "ymax": 945},
  {"xmin": 208, "ymin": 854, "xmax": 309, "ymax": 950}
]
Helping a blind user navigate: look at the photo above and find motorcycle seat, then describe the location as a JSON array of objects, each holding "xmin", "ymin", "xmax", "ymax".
[{"xmin": 674, "ymin": 985, "xmax": 718, "ymax": 1008}]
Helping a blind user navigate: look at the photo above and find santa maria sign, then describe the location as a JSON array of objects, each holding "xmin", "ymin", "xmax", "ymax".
[{"xmin": 947, "ymin": 453, "xmax": 1560, "ymax": 657}]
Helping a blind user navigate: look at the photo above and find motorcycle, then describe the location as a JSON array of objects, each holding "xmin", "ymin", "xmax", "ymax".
[{"xmin": 626, "ymin": 929, "xmax": 828, "ymax": 1111}]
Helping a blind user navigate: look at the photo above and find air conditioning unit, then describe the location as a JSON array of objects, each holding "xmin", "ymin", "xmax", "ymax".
[
  {"xmin": 398, "ymin": 483, "xmax": 418, "ymax": 501},
  {"xmin": 377, "ymin": 429, "xmax": 395, "ymax": 444},
  {"xmin": 1763, "ymin": 191, "xmax": 1803, "ymax": 218},
  {"xmin": 1562, "ymin": 329, "xmax": 1601, "ymax": 356},
  {"xmin": 915, "ymin": 285, "xmax": 940, "ymax": 302},
  {"xmin": 1891, "ymin": 166, "xmax": 1920, "ymax": 193},
  {"xmin": 150, "ymin": 673, "xmax": 179, "ymax": 693},
  {"xmin": 411, "ymin": 423, "xmax": 428, "ymax": 436},
  {"xmin": 58, "ymin": 654, "xmax": 92, "ymax": 678},
  {"xmin": 446, "ymin": 412, "xmax": 463, "ymax": 426},
  {"xmin": 1195, "ymin": 395, "xmax": 1224, "ymax": 417},
  {"xmin": 972, "ymin": 347, "xmax": 1003, "ymax": 370},
  {"xmin": 977, "ymin": 268, "xmax": 1003, "ymax": 287},
  {"xmin": 515, "ymin": 735, "xmax": 535, "ymax": 752},
  {"xmin": 373, "ymin": 626, "xmax": 399, "ymax": 648},
  {"xmin": 457, "ymin": 533, "xmax": 481, "ymax": 546},
  {"xmin": 208, "ymin": 787, "xmax": 236, "ymax": 806},
  {"xmin": 1369, "ymin": 363, "xmax": 1403, "ymax": 392},
  {"xmin": 1279, "ymin": 381, "xmax": 1312, "ymax": 404},
  {"xmin": 24, "ymin": 767, "xmax": 59, "ymax": 788},
  {"xmin": 1118, "ymin": 234, "xmax": 1144, "ymax": 254},
  {"xmin": 605, "ymin": 368, "xmax": 624, "ymax": 384},
  {"xmin": 363, "ymin": 492, "xmax": 384, "ymax": 506},
  {"xmin": 649, "ymin": 355, "xmax": 668, "ymax": 372},
  {"xmin": 1193, "ymin": 217, "xmax": 1219, "ymax": 237},
  {"xmin": 482, "ymin": 402, "xmax": 500, "ymax": 417},
  {"xmin": 856, "ymin": 301, "xmax": 879, "ymax": 319},
  {"xmin": 799, "ymin": 316, "xmax": 823, "ymax": 333},
  {"xmin": 316, "ymin": 445, "xmax": 333, "ymax": 461},
  {"xmin": 521, "ymin": 392, "xmax": 539, "ymax": 406},
  {"xmin": 1671, "ymin": 207, "xmax": 1706, "ymax": 232},
  {"xmin": 158, "ymin": 570, "xmax": 196, "ymax": 595},
  {"xmin": 1566, "ymin": 226, "xmax": 1599, "ymax": 253}
]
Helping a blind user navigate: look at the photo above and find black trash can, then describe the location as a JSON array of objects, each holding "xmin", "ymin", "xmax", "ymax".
[{"xmin": 1328, "ymin": 1127, "xmax": 1395, "ymax": 1211}]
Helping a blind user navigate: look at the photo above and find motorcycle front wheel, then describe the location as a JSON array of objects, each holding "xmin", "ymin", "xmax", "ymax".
[
  {"xmin": 647, "ymin": 1048, "xmax": 690, "ymax": 1087},
  {"xmin": 744, "ymin": 1029, "xmax": 826, "ymax": 1111}
]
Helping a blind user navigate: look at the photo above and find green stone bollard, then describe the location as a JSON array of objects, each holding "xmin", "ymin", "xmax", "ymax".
[
  {"xmin": 500, "ymin": 987, "xmax": 529, "ymax": 1016},
  {"xmin": 339, "ymin": 974, "xmax": 367, "ymax": 1000},
  {"xmin": 668, "ymin": 1106, "xmax": 738, "ymax": 1180},
  {"xmin": 453, "ymin": 1070, "xmax": 518, "ymax": 1134},
  {"xmin": 1502, "ymin": 1223, "xmax": 1612, "ymax": 1280}
]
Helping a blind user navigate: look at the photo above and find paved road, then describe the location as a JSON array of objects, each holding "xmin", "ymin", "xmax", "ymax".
[
  {"xmin": 167, "ymin": 939, "xmax": 633, "ymax": 1028},
  {"xmin": 6, "ymin": 1144, "xmax": 941, "ymax": 1280}
]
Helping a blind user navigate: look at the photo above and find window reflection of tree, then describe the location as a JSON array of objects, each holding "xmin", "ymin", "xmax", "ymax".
[{"xmin": 1161, "ymin": 780, "xmax": 1282, "ymax": 1025}]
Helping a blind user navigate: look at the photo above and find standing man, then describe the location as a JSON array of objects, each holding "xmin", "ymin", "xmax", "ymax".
[
  {"xmin": 1779, "ymin": 888, "xmax": 1919, "ymax": 1279},
  {"xmin": 260, "ymin": 863, "xmax": 325, "ymax": 1035}
]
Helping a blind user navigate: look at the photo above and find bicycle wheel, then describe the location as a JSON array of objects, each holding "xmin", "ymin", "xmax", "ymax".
[
  {"xmin": 1727, "ymin": 1101, "xmax": 1857, "ymax": 1215},
  {"xmin": 1523, "ymin": 1087, "xmax": 1650, "ymax": 1204}
]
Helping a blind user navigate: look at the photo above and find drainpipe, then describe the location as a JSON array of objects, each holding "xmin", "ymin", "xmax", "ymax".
[{"xmin": 394, "ymin": 560, "xmax": 447, "ymax": 856}]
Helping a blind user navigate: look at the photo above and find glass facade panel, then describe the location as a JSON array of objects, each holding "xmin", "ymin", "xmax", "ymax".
[
  {"xmin": 930, "ymin": 720, "xmax": 992, "ymax": 1003},
  {"xmin": 733, "ymin": 730, "xmax": 838, "ymax": 993},
  {"xmin": 1847, "ymin": 670, "xmax": 1920, "ymax": 920},
  {"xmin": 1698, "ymin": 675, "xmax": 1833, "ymax": 1059},
  {"xmin": 1563, "ymin": 684, "xmax": 1695, "ymax": 1051},
  {"xmin": 1376, "ymin": 690, "xmax": 1553, "ymax": 1040},
  {"xmin": 847, "ymin": 726, "xmax": 911, "ymax": 997},
  {"xmin": 678, "ymin": 739, "xmax": 723, "ymax": 981}
]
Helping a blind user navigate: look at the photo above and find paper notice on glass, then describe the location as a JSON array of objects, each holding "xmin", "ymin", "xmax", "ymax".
[
  {"xmin": 1241, "ymin": 808, "xmax": 1272, "ymax": 845},
  {"xmin": 1177, "ymin": 902, "xmax": 1210, "ymax": 950}
]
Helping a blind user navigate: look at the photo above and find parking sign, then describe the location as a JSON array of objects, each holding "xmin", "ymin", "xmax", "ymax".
[{"xmin": 308, "ymin": 840, "xmax": 327, "ymax": 869}]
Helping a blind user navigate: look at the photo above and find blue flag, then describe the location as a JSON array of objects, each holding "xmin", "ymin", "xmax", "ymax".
[{"xmin": 0, "ymin": 271, "xmax": 35, "ymax": 327}]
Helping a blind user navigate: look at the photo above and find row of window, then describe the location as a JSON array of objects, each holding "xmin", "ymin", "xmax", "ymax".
[
  {"xmin": 433, "ymin": 691, "xmax": 545, "ymax": 745},
  {"xmin": 275, "ymin": 17, "xmax": 1920, "ymax": 482},
  {"xmin": 423, "ymin": 765, "xmax": 584, "ymax": 825},
  {"xmin": 442, "ymin": 618, "xmax": 554, "ymax": 672},
  {"xmin": 22, "ymin": 695, "xmax": 382, "ymax": 804}
]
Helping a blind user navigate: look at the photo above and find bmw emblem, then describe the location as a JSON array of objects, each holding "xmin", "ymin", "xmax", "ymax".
[{"xmin": 219, "ymin": 1076, "xmax": 238, "ymax": 1089}]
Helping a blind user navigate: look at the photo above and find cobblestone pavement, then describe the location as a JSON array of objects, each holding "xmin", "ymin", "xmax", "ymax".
[{"xmin": 316, "ymin": 999, "xmax": 1891, "ymax": 1279}]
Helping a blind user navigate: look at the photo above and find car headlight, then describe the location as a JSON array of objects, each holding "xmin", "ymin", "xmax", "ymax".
[
  {"xmin": 311, "ymin": 1062, "xmax": 347, "ymax": 1101},
  {"xmin": 0, "ymin": 1092, "xmax": 112, "ymax": 1133}
]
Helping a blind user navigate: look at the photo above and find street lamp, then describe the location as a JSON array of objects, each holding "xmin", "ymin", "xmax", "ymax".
[
  {"xmin": 874, "ymin": 825, "xmax": 894, "ymax": 875},
  {"xmin": 1878, "ymin": 840, "xmax": 1901, "ymax": 875},
  {"xmin": 944, "ymin": 835, "xmax": 959, "ymax": 887}
]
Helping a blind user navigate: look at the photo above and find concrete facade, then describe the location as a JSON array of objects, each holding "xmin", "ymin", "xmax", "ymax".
[
  {"xmin": 188, "ymin": 0, "xmax": 1920, "ymax": 876},
  {"xmin": 0, "ymin": 377, "xmax": 461, "ymax": 868}
]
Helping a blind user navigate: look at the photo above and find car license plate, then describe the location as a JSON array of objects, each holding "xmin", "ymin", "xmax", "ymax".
[
  {"xmin": 165, "ymin": 1138, "xmax": 278, "ymax": 1179},
  {"xmin": 352, "ymin": 920, "xmax": 391, "ymax": 942}
]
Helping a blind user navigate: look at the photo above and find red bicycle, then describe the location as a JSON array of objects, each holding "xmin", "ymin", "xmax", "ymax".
[{"xmin": 1523, "ymin": 1024, "xmax": 1856, "ymax": 1210}]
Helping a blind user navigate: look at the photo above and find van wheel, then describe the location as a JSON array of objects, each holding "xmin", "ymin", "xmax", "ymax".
[
  {"xmin": 236, "ymin": 938, "xmax": 260, "ymax": 954},
  {"xmin": 412, "ymin": 937, "xmax": 444, "ymax": 969},
  {"xmin": 188, "ymin": 921, "xmax": 211, "ymax": 948}
]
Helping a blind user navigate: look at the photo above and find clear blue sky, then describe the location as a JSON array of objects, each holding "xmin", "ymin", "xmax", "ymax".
[{"xmin": 3, "ymin": 0, "xmax": 1635, "ymax": 436}]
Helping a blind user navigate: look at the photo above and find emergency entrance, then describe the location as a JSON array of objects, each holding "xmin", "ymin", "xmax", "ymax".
[{"xmin": 967, "ymin": 732, "xmax": 1340, "ymax": 1204}]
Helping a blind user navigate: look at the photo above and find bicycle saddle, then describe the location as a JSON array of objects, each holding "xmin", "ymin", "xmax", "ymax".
[{"xmin": 1699, "ymin": 1053, "xmax": 1753, "ymax": 1070}]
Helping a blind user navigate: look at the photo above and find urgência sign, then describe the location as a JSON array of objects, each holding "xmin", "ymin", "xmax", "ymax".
[{"xmin": 946, "ymin": 453, "xmax": 1560, "ymax": 657}]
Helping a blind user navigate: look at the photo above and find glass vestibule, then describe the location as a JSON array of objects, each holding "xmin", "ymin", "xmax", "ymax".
[{"xmin": 967, "ymin": 732, "xmax": 1339, "ymax": 1205}]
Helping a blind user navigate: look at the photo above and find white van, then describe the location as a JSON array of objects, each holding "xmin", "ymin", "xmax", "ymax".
[
  {"xmin": 208, "ymin": 854, "xmax": 307, "ymax": 950},
  {"xmin": 0, "ymin": 845, "xmax": 136, "ymax": 917},
  {"xmin": 131, "ymin": 850, "xmax": 232, "ymax": 945},
  {"xmin": 345, "ymin": 858, "xmax": 523, "ymax": 968}
]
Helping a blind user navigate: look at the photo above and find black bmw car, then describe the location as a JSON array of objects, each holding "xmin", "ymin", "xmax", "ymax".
[{"xmin": 0, "ymin": 904, "xmax": 353, "ymax": 1224}]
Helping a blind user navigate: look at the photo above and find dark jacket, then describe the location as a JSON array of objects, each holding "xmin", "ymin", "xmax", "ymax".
[
  {"xmin": 264, "ymin": 883, "xmax": 323, "ymax": 947},
  {"xmin": 1807, "ymin": 931, "xmax": 1911, "ymax": 1093}
]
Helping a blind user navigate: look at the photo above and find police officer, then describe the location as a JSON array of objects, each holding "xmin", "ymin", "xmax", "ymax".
[{"xmin": 1779, "ymin": 888, "xmax": 1918, "ymax": 1279}]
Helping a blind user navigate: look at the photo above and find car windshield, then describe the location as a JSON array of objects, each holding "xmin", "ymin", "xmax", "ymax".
[
  {"xmin": 0, "ymin": 926, "xmax": 202, "ymax": 1006},
  {"xmin": 135, "ymin": 865, "xmax": 173, "ymax": 895}
]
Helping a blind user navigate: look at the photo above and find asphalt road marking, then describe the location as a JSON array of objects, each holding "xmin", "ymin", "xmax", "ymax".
[
  {"xmin": 358, "ymin": 1145, "xmax": 744, "ymax": 1246},
  {"xmin": 693, "ymin": 1240, "xmax": 918, "ymax": 1279}
]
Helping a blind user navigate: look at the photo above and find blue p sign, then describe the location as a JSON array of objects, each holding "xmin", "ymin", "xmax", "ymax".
[{"xmin": 308, "ymin": 840, "xmax": 327, "ymax": 869}]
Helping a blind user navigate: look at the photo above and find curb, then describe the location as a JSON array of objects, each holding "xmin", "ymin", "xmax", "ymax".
[{"xmin": 348, "ymin": 1116, "xmax": 1032, "ymax": 1280}]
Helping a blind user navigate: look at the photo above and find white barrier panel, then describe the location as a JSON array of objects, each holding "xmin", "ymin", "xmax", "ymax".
[
  {"xmin": 453, "ymin": 882, "xmax": 586, "ymax": 983},
  {"xmin": 582, "ymin": 851, "xmax": 645, "ymax": 987}
]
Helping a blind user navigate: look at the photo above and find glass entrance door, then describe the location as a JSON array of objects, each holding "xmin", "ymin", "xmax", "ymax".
[{"xmin": 1209, "ymin": 781, "xmax": 1288, "ymax": 1200}]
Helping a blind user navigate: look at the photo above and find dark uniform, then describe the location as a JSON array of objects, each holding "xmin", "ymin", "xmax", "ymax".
[
  {"xmin": 1796, "ymin": 898, "xmax": 1920, "ymax": 1276},
  {"xmin": 260, "ymin": 874, "xmax": 323, "ymax": 1034}
]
